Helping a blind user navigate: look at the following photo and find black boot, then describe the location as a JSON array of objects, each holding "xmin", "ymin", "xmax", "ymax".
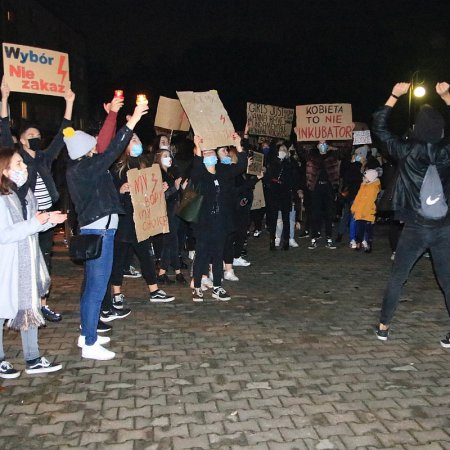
[{"xmin": 281, "ymin": 240, "xmax": 289, "ymax": 250}]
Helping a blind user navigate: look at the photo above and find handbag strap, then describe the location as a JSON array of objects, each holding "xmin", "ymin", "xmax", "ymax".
[{"xmin": 105, "ymin": 215, "xmax": 111, "ymax": 230}]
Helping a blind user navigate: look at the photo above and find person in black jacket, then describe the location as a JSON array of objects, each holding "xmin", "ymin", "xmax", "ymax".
[
  {"xmin": 1, "ymin": 77, "xmax": 74, "ymax": 323},
  {"xmin": 190, "ymin": 133, "xmax": 246, "ymax": 302},
  {"xmin": 372, "ymin": 81, "xmax": 450, "ymax": 345},
  {"xmin": 65, "ymin": 104, "xmax": 148, "ymax": 361}
]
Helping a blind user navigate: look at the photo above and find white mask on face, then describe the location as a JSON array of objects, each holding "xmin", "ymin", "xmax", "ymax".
[
  {"xmin": 160, "ymin": 145, "xmax": 169, "ymax": 150},
  {"xmin": 161, "ymin": 156, "xmax": 172, "ymax": 167},
  {"xmin": 278, "ymin": 151, "xmax": 287, "ymax": 160},
  {"xmin": 9, "ymin": 169, "xmax": 28, "ymax": 187}
]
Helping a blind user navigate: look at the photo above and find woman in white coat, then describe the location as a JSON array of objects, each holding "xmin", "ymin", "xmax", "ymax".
[{"xmin": 0, "ymin": 147, "xmax": 66, "ymax": 378}]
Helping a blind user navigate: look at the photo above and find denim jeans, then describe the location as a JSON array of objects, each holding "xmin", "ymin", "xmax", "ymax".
[
  {"xmin": 0, "ymin": 319, "xmax": 40, "ymax": 362},
  {"xmin": 380, "ymin": 222, "xmax": 450, "ymax": 325},
  {"xmin": 80, "ymin": 228, "xmax": 116, "ymax": 345},
  {"xmin": 276, "ymin": 205, "xmax": 295, "ymax": 240},
  {"xmin": 337, "ymin": 200, "xmax": 357, "ymax": 241}
]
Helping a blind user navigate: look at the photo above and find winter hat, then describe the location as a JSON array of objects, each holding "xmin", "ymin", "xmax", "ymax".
[
  {"xmin": 412, "ymin": 105, "xmax": 444, "ymax": 144},
  {"xmin": 354, "ymin": 145, "xmax": 369, "ymax": 159},
  {"xmin": 63, "ymin": 127, "xmax": 97, "ymax": 160},
  {"xmin": 364, "ymin": 169, "xmax": 378, "ymax": 183}
]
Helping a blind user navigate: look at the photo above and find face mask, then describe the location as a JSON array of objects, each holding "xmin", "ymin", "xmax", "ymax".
[
  {"xmin": 28, "ymin": 137, "xmax": 41, "ymax": 152},
  {"xmin": 203, "ymin": 155, "xmax": 218, "ymax": 167},
  {"xmin": 9, "ymin": 169, "xmax": 27, "ymax": 187},
  {"xmin": 160, "ymin": 144, "xmax": 169, "ymax": 150},
  {"xmin": 130, "ymin": 143, "xmax": 143, "ymax": 157},
  {"xmin": 278, "ymin": 151, "xmax": 287, "ymax": 160},
  {"xmin": 355, "ymin": 155, "xmax": 362, "ymax": 162},
  {"xmin": 262, "ymin": 147, "xmax": 270, "ymax": 156},
  {"xmin": 318, "ymin": 143, "xmax": 328, "ymax": 154},
  {"xmin": 161, "ymin": 156, "xmax": 172, "ymax": 167},
  {"xmin": 221, "ymin": 156, "xmax": 232, "ymax": 165}
]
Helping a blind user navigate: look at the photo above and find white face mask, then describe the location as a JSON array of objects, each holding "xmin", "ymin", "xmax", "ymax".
[
  {"xmin": 161, "ymin": 156, "xmax": 172, "ymax": 167},
  {"xmin": 9, "ymin": 169, "xmax": 28, "ymax": 187},
  {"xmin": 278, "ymin": 151, "xmax": 287, "ymax": 160},
  {"xmin": 160, "ymin": 145, "xmax": 169, "ymax": 150}
]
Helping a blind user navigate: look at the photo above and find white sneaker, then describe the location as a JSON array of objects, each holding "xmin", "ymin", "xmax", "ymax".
[
  {"xmin": 233, "ymin": 257, "xmax": 251, "ymax": 267},
  {"xmin": 188, "ymin": 251, "xmax": 195, "ymax": 260},
  {"xmin": 391, "ymin": 251, "xmax": 396, "ymax": 261},
  {"xmin": 82, "ymin": 342, "xmax": 115, "ymax": 360},
  {"xmin": 275, "ymin": 238, "xmax": 281, "ymax": 247},
  {"xmin": 349, "ymin": 239, "xmax": 357, "ymax": 249},
  {"xmin": 77, "ymin": 335, "xmax": 111, "ymax": 348},
  {"xmin": 362, "ymin": 240, "xmax": 369, "ymax": 250},
  {"xmin": 253, "ymin": 230, "xmax": 262, "ymax": 237},
  {"xmin": 201, "ymin": 277, "xmax": 214, "ymax": 289},
  {"xmin": 224, "ymin": 270, "xmax": 239, "ymax": 281},
  {"xmin": 289, "ymin": 239, "xmax": 299, "ymax": 248}
]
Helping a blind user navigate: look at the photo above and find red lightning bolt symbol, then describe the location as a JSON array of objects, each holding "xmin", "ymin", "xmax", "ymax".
[{"xmin": 57, "ymin": 55, "xmax": 68, "ymax": 85}]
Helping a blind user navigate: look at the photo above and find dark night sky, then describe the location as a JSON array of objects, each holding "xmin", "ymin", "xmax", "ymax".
[{"xmin": 37, "ymin": 0, "xmax": 450, "ymax": 133}]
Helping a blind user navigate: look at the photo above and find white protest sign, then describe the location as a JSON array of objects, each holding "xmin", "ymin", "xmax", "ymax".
[
  {"xmin": 246, "ymin": 102, "xmax": 294, "ymax": 140},
  {"xmin": 353, "ymin": 130, "xmax": 372, "ymax": 145},
  {"xmin": 295, "ymin": 103, "xmax": 353, "ymax": 141},
  {"xmin": 177, "ymin": 90, "xmax": 235, "ymax": 150},
  {"xmin": 2, "ymin": 43, "xmax": 70, "ymax": 97}
]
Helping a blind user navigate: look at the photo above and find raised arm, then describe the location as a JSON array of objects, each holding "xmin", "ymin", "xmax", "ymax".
[
  {"xmin": 96, "ymin": 97, "xmax": 123, "ymax": 153},
  {"xmin": 0, "ymin": 77, "xmax": 14, "ymax": 148}
]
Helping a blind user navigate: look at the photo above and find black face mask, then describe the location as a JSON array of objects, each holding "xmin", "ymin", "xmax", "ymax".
[{"xmin": 28, "ymin": 137, "xmax": 41, "ymax": 151}]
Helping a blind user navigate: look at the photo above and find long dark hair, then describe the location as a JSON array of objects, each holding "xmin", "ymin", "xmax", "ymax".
[{"xmin": 0, "ymin": 147, "xmax": 17, "ymax": 195}]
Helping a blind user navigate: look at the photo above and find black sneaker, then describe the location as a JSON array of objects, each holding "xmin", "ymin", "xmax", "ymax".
[
  {"xmin": 212, "ymin": 286, "xmax": 231, "ymax": 301},
  {"xmin": 100, "ymin": 307, "xmax": 131, "ymax": 323},
  {"xmin": 0, "ymin": 360, "xmax": 20, "ymax": 379},
  {"xmin": 325, "ymin": 239, "xmax": 337, "ymax": 250},
  {"xmin": 41, "ymin": 305, "xmax": 62, "ymax": 322},
  {"xmin": 97, "ymin": 321, "xmax": 112, "ymax": 333},
  {"xmin": 156, "ymin": 273, "xmax": 175, "ymax": 284},
  {"xmin": 192, "ymin": 288, "xmax": 204, "ymax": 302},
  {"xmin": 375, "ymin": 325, "xmax": 389, "ymax": 341},
  {"xmin": 123, "ymin": 265, "xmax": 142, "ymax": 278},
  {"xmin": 25, "ymin": 356, "xmax": 62, "ymax": 375},
  {"xmin": 112, "ymin": 293, "xmax": 125, "ymax": 309},
  {"xmin": 175, "ymin": 273, "xmax": 187, "ymax": 284},
  {"xmin": 298, "ymin": 230, "xmax": 310, "ymax": 239},
  {"xmin": 149, "ymin": 289, "xmax": 175, "ymax": 303},
  {"xmin": 308, "ymin": 239, "xmax": 317, "ymax": 250},
  {"xmin": 440, "ymin": 333, "xmax": 450, "ymax": 348}
]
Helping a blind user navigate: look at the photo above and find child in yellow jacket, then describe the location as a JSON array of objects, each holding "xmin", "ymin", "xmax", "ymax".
[{"xmin": 351, "ymin": 169, "xmax": 381, "ymax": 252}]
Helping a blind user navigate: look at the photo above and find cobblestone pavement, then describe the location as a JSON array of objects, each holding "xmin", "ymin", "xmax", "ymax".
[{"xmin": 2, "ymin": 224, "xmax": 450, "ymax": 450}]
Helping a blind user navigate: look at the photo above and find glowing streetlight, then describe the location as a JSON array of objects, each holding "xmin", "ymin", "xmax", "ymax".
[{"xmin": 413, "ymin": 86, "xmax": 426, "ymax": 98}]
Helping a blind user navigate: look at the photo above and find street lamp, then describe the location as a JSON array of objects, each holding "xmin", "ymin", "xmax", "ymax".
[{"xmin": 409, "ymin": 70, "xmax": 426, "ymax": 128}]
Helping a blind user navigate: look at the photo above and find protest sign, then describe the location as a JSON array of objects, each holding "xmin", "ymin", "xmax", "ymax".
[
  {"xmin": 155, "ymin": 96, "xmax": 190, "ymax": 131},
  {"xmin": 127, "ymin": 165, "xmax": 169, "ymax": 242},
  {"xmin": 353, "ymin": 130, "xmax": 372, "ymax": 145},
  {"xmin": 251, "ymin": 180, "xmax": 266, "ymax": 210},
  {"xmin": 247, "ymin": 151, "xmax": 264, "ymax": 176},
  {"xmin": 177, "ymin": 90, "xmax": 235, "ymax": 150},
  {"xmin": 295, "ymin": 103, "xmax": 353, "ymax": 141},
  {"xmin": 247, "ymin": 102, "xmax": 294, "ymax": 140},
  {"xmin": 2, "ymin": 43, "xmax": 70, "ymax": 97}
]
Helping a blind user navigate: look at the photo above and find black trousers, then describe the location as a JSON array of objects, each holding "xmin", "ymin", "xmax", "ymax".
[
  {"xmin": 266, "ymin": 195, "xmax": 290, "ymax": 242},
  {"xmin": 311, "ymin": 183, "xmax": 335, "ymax": 238}
]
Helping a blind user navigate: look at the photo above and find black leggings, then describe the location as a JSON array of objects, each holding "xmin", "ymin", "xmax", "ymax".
[{"xmin": 110, "ymin": 239, "xmax": 157, "ymax": 286}]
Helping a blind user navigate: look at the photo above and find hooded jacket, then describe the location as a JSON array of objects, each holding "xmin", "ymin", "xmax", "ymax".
[{"xmin": 372, "ymin": 105, "xmax": 450, "ymax": 225}]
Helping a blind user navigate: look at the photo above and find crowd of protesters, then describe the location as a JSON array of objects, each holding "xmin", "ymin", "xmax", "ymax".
[{"xmin": 2, "ymin": 76, "xmax": 450, "ymax": 375}]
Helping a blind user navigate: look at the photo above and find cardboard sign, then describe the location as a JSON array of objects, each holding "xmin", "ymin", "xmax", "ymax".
[
  {"xmin": 247, "ymin": 151, "xmax": 264, "ymax": 176},
  {"xmin": 353, "ymin": 130, "xmax": 372, "ymax": 145},
  {"xmin": 247, "ymin": 103, "xmax": 294, "ymax": 139},
  {"xmin": 295, "ymin": 103, "xmax": 353, "ymax": 141},
  {"xmin": 251, "ymin": 180, "xmax": 266, "ymax": 210},
  {"xmin": 155, "ymin": 96, "xmax": 190, "ymax": 131},
  {"xmin": 177, "ymin": 90, "xmax": 235, "ymax": 150},
  {"xmin": 2, "ymin": 43, "xmax": 70, "ymax": 97},
  {"xmin": 127, "ymin": 165, "xmax": 169, "ymax": 242}
]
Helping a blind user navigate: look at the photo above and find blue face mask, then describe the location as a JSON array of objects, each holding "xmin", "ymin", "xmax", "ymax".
[
  {"xmin": 130, "ymin": 143, "xmax": 143, "ymax": 157},
  {"xmin": 203, "ymin": 155, "xmax": 218, "ymax": 167},
  {"xmin": 221, "ymin": 156, "xmax": 232, "ymax": 165},
  {"xmin": 262, "ymin": 147, "xmax": 270, "ymax": 155},
  {"xmin": 318, "ymin": 143, "xmax": 328, "ymax": 154},
  {"xmin": 355, "ymin": 155, "xmax": 362, "ymax": 162}
]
